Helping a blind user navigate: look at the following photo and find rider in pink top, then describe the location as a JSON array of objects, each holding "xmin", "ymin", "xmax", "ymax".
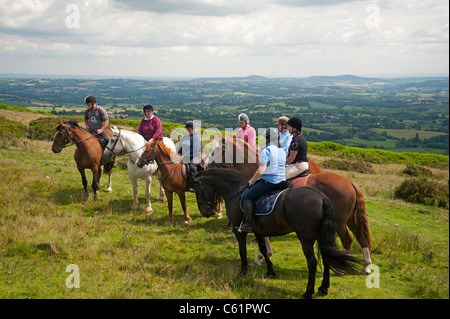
[{"xmin": 237, "ymin": 113, "xmax": 257, "ymax": 150}]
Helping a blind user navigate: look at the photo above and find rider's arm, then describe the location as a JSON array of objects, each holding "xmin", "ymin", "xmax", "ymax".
[
  {"xmin": 249, "ymin": 163, "xmax": 267, "ymax": 186},
  {"xmin": 286, "ymin": 150, "xmax": 297, "ymax": 165}
]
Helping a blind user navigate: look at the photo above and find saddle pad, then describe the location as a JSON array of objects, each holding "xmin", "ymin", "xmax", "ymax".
[
  {"xmin": 291, "ymin": 175, "xmax": 310, "ymax": 189},
  {"xmin": 240, "ymin": 188, "xmax": 289, "ymax": 216}
]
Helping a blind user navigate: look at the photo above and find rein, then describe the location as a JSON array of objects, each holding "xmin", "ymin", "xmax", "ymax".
[
  {"xmin": 60, "ymin": 126, "xmax": 97, "ymax": 149},
  {"xmin": 105, "ymin": 130, "xmax": 148, "ymax": 156}
]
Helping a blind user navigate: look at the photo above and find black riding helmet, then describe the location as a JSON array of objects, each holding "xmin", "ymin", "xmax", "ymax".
[
  {"xmin": 143, "ymin": 104, "xmax": 154, "ymax": 112},
  {"xmin": 287, "ymin": 117, "xmax": 302, "ymax": 132},
  {"xmin": 264, "ymin": 127, "xmax": 279, "ymax": 142}
]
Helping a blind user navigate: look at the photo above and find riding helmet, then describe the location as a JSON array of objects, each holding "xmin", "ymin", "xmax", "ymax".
[
  {"xmin": 143, "ymin": 104, "xmax": 154, "ymax": 112},
  {"xmin": 264, "ymin": 127, "xmax": 279, "ymax": 141},
  {"xmin": 84, "ymin": 95, "xmax": 96, "ymax": 104},
  {"xmin": 238, "ymin": 113, "xmax": 249, "ymax": 122},
  {"xmin": 287, "ymin": 117, "xmax": 303, "ymax": 132}
]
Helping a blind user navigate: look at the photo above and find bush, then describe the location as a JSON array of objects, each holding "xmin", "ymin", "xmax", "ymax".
[
  {"xmin": 28, "ymin": 117, "xmax": 63, "ymax": 140},
  {"xmin": 321, "ymin": 159, "xmax": 375, "ymax": 174},
  {"xmin": 0, "ymin": 115, "xmax": 28, "ymax": 138},
  {"xmin": 401, "ymin": 163, "xmax": 433, "ymax": 177},
  {"xmin": 394, "ymin": 177, "xmax": 449, "ymax": 209}
]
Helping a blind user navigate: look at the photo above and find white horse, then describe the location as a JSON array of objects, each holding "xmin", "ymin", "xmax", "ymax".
[{"xmin": 103, "ymin": 127, "xmax": 176, "ymax": 215}]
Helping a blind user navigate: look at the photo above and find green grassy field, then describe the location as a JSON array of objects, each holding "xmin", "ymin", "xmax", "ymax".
[{"xmin": 0, "ymin": 139, "xmax": 448, "ymax": 299}]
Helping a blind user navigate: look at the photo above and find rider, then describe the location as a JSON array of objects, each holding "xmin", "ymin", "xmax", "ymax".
[
  {"xmin": 177, "ymin": 121, "xmax": 202, "ymax": 188},
  {"xmin": 138, "ymin": 104, "xmax": 163, "ymax": 141},
  {"xmin": 237, "ymin": 128, "xmax": 286, "ymax": 234},
  {"xmin": 285, "ymin": 117, "xmax": 309, "ymax": 180},
  {"xmin": 83, "ymin": 95, "xmax": 110, "ymax": 144},
  {"xmin": 277, "ymin": 116, "xmax": 292, "ymax": 155},
  {"xmin": 237, "ymin": 113, "xmax": 257, "ymax": 150}
]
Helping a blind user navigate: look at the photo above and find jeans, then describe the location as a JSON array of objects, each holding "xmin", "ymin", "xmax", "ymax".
[{"xmin": 240, "ymin": 179, "xmax": 283, "ymax": 207}]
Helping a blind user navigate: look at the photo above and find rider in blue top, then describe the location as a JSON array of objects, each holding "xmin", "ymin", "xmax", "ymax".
[{"xmin": 237, "ymin": 128, "xmax": 286, "ymax": 234}]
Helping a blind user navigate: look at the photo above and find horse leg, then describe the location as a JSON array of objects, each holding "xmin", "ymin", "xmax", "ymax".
[
  {"xmin": 78, "ymin": 166, "xmax": 89, "ymax": 200},
  {"xmin": 157, "ymin": 174, "xmax": 165, "ymax": 203},
  {"xmin": 300, "ymin": 241, "xmax": 317, "ymax": 299},
  {"xmin": 129, "ymin": 173, "xmax": 139, "ymax": 211},
  {"xmin": 166, "ymin": 191, "xmax": 174, "ymax": 224},
  {"xmin": 232, "ymin": 228, "xmax": 248, "ymax": 276},
  {"xmin": 255, "ymin": 237, "xmax": 273, "ymax": 267},
  {"xmin": 337, "ymin": 223, "xmax": 353, "ymax": 251},
  {"xmin": 178, "ymin": 191, "xmax": 191, "ymax": 225},
  {"xmin": 347, "ymin": 218, "xmax": 372, "ymax": 274},
  {"xmin": 214, "ymin": 195, "xmax": 223, "ymax": 219},
  {"xmin": 92, "ymin": 166, "xmax": 100, "ymax": 202},
  {"xmin": 317, "ymin": 252, "xmax": 330, "ymax": 297},
  {"xmin": 144, "ymin": 175, "xmax": 153, "ymax": 216},
  {"xmin": 254, "ymin": 234, "xmax": 275, "ymax": 278},
  {"xmin": 104, "ymin": 161, "xmax": 114, "ymax": 193}
]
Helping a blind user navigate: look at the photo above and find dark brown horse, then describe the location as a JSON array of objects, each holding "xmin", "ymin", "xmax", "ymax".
[
  {"xmin": 202, "ymin": 136, "xmax": 372, "ymax": 273},
  {"xmin": 51, "ymin": 118, "xmax": 115, "ymax": 202},
  {"xmin": 194, "ymin": 168, "xmax": 363, "ymax": 298},
  {"xmin": 136, "ymin": 138, "xmax": 192, "ymax": 225}
]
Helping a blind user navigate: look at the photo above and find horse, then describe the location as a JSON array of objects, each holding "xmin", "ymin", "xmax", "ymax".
[
  {"xmin": 51, "ymin": 118, "xmax": 115, "ymax": 202},
  {"xmin": 193, "ymin": 168, "xmax": 363, "ymax": 298},
  {"xmin": 202, "ymin": 135, "xmax": 322, "ymax": 176},
  {"xmin": 136, "ymin": 138, "xmax": 192, "ymax": 225},
  {"xmin": 102, "ymin": 128, "xmax": 176, "ymax": 215},
  {"xmin": 202, "ymin": 135, "xmax": 372, "ymax": 274}
]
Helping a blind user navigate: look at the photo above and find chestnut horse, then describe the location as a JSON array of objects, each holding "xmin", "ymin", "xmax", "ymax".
[
  {"xmin": 136, "ymin": 138, "xmax": 192, "ymax": 225},
  {"xmin": 202, "ymin": 136, "xmax": 372, "ymax": 274},
  {"xmin": 51, "ymin": 118, "xmax": 115, "ymax": 202}
]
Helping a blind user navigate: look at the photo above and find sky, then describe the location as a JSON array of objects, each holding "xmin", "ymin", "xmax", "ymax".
[{"xmin": 0, "ymin": 0, "xmax": 448, "ymax": 78}]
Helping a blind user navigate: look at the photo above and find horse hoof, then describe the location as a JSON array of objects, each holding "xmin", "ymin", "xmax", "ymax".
[
  {"xmin": 107, "ymin": 188, "xmax": 113, "ymax": 193},
  {"xmin": 216, "ymin": 213, "xmax": 223, "ymax": 220},
  {"xmin": 157, "ymin": 198, "xmax": 165, "ymax": 203},
  {"xmin": 145, "ymin": 207, "xmax": 153, "ymax": 215},
  {"xmin": 265, "ymin": 272, "xmax": 276, "ymax": 279},
  {"xmin": 315, "ymin": 288, "xmax": 328, "ymax": 297},
  {"xmin": 183, "ymin": 219, "xmax": 191, "ymax": 225},
  {"xmin": 253, "ymin": 259, "xmax": 262, "ymax": 267}
]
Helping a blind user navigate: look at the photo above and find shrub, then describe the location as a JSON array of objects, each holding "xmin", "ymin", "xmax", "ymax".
[
  {"xmin": 401, "ymin": 163, "xmax": 433, "ymax": 177},
  {"xmin": 28, "ymin": 117, "xmax": 62, "ymax": 140},
  {"xmin": 321, "ymin": 159, "xmax": 375, "ymax": 174},
  {"xmin": 0, "ymin": 115, "xmax": 28, "ymax": 139},
  {"xmin": 394, "ymin": 177, "xmax": 449, "ymax": 208}
]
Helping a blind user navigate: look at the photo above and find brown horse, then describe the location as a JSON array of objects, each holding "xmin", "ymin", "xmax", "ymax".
[
  {"xmin": 51, "ymin": 118, "xmax": 115, "ymax": 202},
  {"xmin": 136, "ymin": 138, "xmax": 192, "ymax": 225},
  {"xmin": 202, "ymin": 136, "xmax": 321, "ymax": 176},
  {"xmin": 203, "ymin": 136, "xmax": 372, "ymax": 273}
]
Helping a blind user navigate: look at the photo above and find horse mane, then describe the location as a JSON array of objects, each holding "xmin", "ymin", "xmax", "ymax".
[
  {"xmin": 196, "ymin": 167, "xmax": 249, "ymax": 183},
  {"xmin": 223, "ymin": 135, "xmax": 259, "ymax": 157},
  {"xmin": 154, "ymin": 138, "xmax": 176, "ymax": 158},
  {"xmin": 56, "ymin": 118, "xmax": 91, "ymax": 134}
]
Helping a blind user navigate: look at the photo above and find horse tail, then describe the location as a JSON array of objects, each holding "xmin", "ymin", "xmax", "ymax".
[
  {"xmin": 317, "ymin": 196, "xmax": 363, "ymax": 275},
  {"xmin": 351, "ymin": 182, "xmax": 372, "ymax": 252}
]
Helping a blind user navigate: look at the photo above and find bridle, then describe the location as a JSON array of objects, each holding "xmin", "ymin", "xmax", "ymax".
[
  {"xmin": 55, "ymin": 124, "xmax": 96, "ymax": 149},
  {"xmin": 104, "ymin": 129, "xmax": 123, "ymax": 156},
  {"xmin": 194, "ymin": 179, "xmax": 221, "ymax": 211}
]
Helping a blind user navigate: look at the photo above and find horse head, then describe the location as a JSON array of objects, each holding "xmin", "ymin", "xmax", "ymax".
[
  {"xmin": 136, "ymin": 138, "xmax": 157, "ymax": 168},
  {"xmin": 103, "ymin": 127, "xmax": 122, "ymax": 162},
  {"xmin": 51, "ymin": 118, "xmax": 72, "ymax": 153},
  {"xmin": 193, "ymin": 176, "xmax": 217, "ymax": 218}
]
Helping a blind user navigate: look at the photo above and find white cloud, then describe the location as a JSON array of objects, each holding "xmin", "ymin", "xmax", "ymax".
[{"xmin": 0, "ymin": 0, "xmax": 447, "ymax": 77}]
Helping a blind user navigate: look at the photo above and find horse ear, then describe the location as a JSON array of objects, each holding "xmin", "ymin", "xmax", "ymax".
[{"xmin": 59, "ymin": 118, "xmax": 64, "ymax": 125}]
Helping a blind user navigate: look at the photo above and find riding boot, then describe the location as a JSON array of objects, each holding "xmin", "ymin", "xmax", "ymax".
[{"xmin": 238, "ymin": 200, "xmax": 254, "ymax": 233}]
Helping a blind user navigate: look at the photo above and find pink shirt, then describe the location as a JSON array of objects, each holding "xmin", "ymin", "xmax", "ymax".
[
  {"xmin": 237, "ymin": 124, "xmax": 256, "ymax": 150},
  {"xmin": 138, "ymin": 115, "xmax": 163, "ymax": 141}
]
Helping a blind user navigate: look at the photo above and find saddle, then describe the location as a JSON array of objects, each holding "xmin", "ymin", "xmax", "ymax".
[{"xmin": 241, "ymin": 169, "xmax": 312, "ymax": 216}]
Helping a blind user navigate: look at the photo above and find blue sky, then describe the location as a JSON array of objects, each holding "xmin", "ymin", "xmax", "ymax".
[{"xmin": 0, "ymin": 0, "xmax": 448, "ymax": 78}]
